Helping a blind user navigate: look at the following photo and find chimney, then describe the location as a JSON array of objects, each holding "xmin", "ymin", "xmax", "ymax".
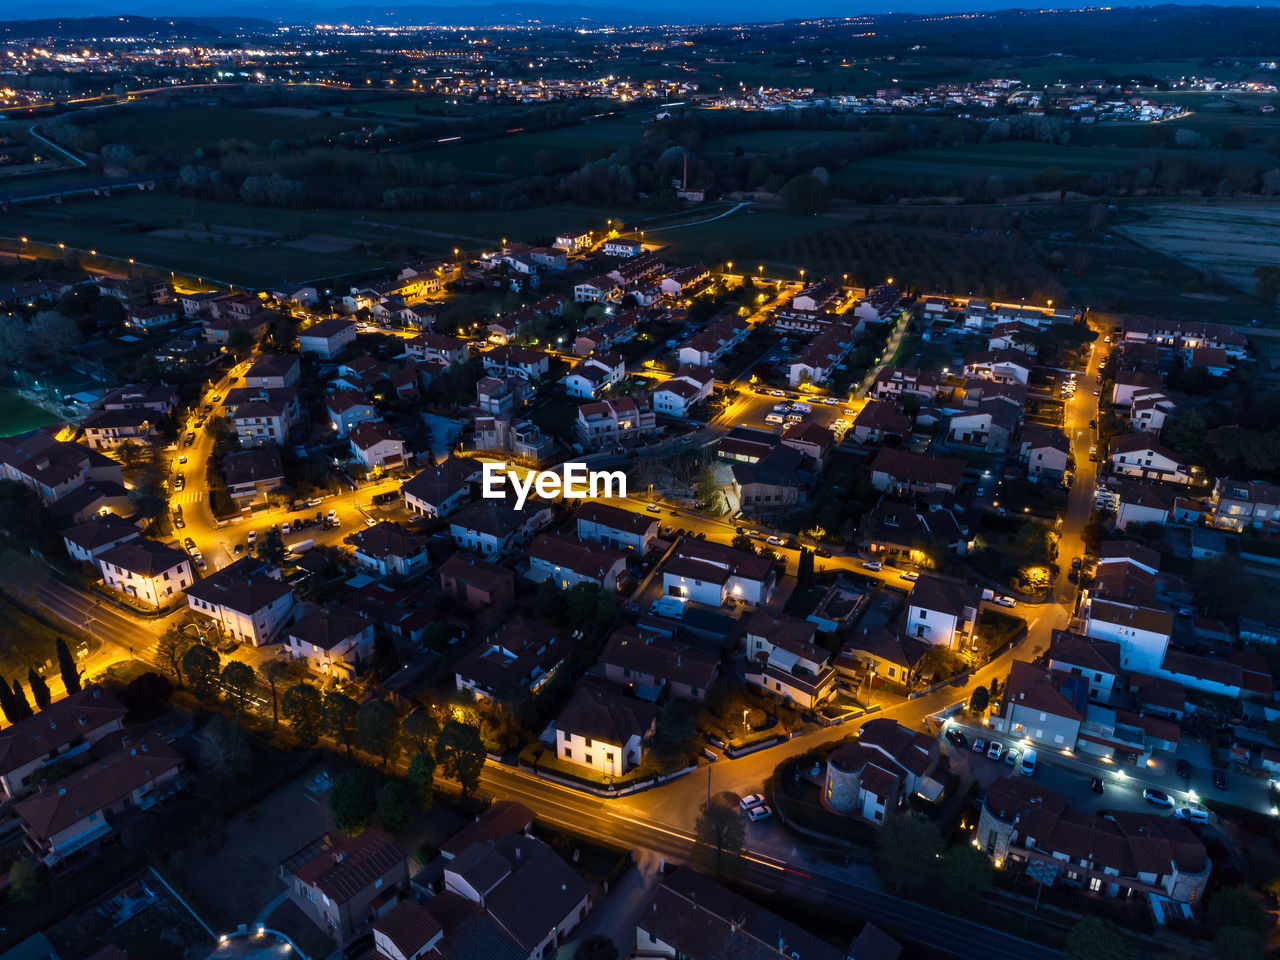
[{"xmin": 515, "ymin": 846, "xmax": 522, "ymax": 861}]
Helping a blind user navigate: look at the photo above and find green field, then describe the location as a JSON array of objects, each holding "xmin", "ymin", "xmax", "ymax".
[
  {"xmin": 702, "ymin": 128, "xmax": 871, "ymax": 157},
  {"xmin": 425, "ymin": 116, "xmax": 650, "ymax": 175},
  {"xmin": 0, "ymin": 390, "xmax": 59, "ymax": 436},
  {"xmin": 833, "ymin": 140, "xmax": 1276, "ymax": 188}
]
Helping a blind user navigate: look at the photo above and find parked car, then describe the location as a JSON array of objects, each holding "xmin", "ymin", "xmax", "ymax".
[
  {"xmin": 1213, "ymin": 769, "xmax": 1228, "ymax": 790},
  {"xmin": 173, "ymin": 473, "xmax": 185, "ymax": 491},
  {"xmin": 739, "ymin": 793, "xmax": 766, "ymax": 810},
  {"xmin": 247, "ymin": 530, "xmax": 257, "ymax": 545},
  {"xmin": 183, "ymin": 537, "xmax": 196, "ymax": 551},
  {"xmin": 862, "ymin": 560, "xmax": 882, "ymax": 571},
  {"xmin": 1090, "ymin": 777, "xmax": 1104, "ymax": 794},
  {"xmin": 747, "ymin": 805, "xmax": 772, "ymax": 822},
  {"xmin": 327, "ymin": 508, "xmax": 338, "ymax": 520},
  {"xmin": 1004, "ymin": 747, "xmax": 1020, "ymax": 766},
  {"xmin": 766, "ymin": 535, "xmax": 784, "ymax": 546},
  {"xmin": 815, "ymin": 548, "xmax": 831, "ymax": 559},
  {"xmin": 1142, "ymin": 788, "xmax": 1174, "ymax": 807},
  {"xmin": 1174, "ymin": 806, "xmax": 1210, "ymax": 824},
  {"xmin": 945, "ymin": 729, "xmax": 969, "ymax": 749},
  {"xmin": 993, "ymin": 595, "xmax": 1017, "ymax": 608},
  {"xmin": 282, "ymin": 521, "xmax": 291, "ymax": 535},
  {"xmin": 173, "ymin": 515, "xmax": 185, "ymax": 529},
  {"xmin": 1176, "ymin": 759, "xmax": 1191, "ymax": 779},
  {"xmin": 184, "ymin": 431, "xmax": 195, "ymax": 446},
  {"xmin": 987, "ymin": 742, "xmax": 1004, "ymax": 760},
  {"xmin": 646, "ymin": 503, "xmax": 662, "ymax": 513},
  {"xmin": 1020, "ymin": 750, "xmax": 1037, "ymax": 776},
  {"xmin": 900, "ymin": 571, "xmax": 919, "ymax": 582}
]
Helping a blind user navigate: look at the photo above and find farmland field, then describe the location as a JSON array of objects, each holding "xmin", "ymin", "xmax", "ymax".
[
  {"xmin": 702, "ymin": 128, "xmax": 872, "ymax": 157},
  {"xmin": 1115, "ymin": 201, "xmax": 1280, "ymax": 295},
  {"xmin": 425, "ymin": 115, "xmax": 650, "ymax": 175}
]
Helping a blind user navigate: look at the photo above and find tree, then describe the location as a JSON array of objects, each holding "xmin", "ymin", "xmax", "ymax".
[
  {"xmin": 648, "ymin": 698, "xmax": 698, "ymax": 771},
  {"xmin": 155, "ymin": 628, "xmax": 190, "ymax": 685},
  {"xmin": 780, "ymin": 173, "xmax": 826, "ymax": 215},
  {"xmin": 574, "ymin": 935, "xmax": 619, "ymax": 960},
  {"xmin": 1214, "ymin": 927, "xmax": 1264, "ymax": 960},
  {"xmin": 330, "ymin": 767, "xmax": 379, "ymax": 836},
  {"xmin": 182, "ymin": 644, "xmax": 220, "ymax": 701},
  {"xmin": 219, "ymin": 661, "xmax": 255, "ymax": 708},
  {"xmin": 256, "ymin": 527, "xmax": 286, "ymax": 566},
  {"xmin": 400, "ymin": 711, "xmax": 440, "ymax": 757},
  {"xmin": 260, "ymin": 659, "xmax": 287, "ymax": 726},
  {"xmin": 199, "ymin": 714, "xmax": 250, "ymax": 785},
  {"xmin": 968, "ymin": 686, "xmax": 990, "ymax": 713},
  {"xmin": 436, "ymin": 719, "xmax": 486, "ymax": 795},
  {"xmin": 358, "ymin": 699, "xmax": 401, "ymax": 767},
  {"xmin": 378, "ymin": 780, "xmax": 413, "ymax": 834},
  {"xmin": 282, "ymin": 683, "xmax": 324, "ymax": 745},
  {"xmin": 1063, "ymin": 918, "xmax": 1135, "ymax": 960},
  {"xmin": 119, "ymin": 671, "xmax": 174, "ymax": 720},
  {"xmin": 874, "ymin": 812, "xmax": 942, "ymax": 893},
  {"xmin": 533, "ymin": 578, "xmax": 566, "ymax": 624},
  {"xmin": 730, "ymin": 533, "xmax": 757, "ymax": 554},
  {"xmin": 1206, "ymin": 884, "xmax": 1268, "ymax": 933},
  {"xmin": 936, "ymin": 844, "xmax": 992, "ymax": 909},
  {"xmin": 8, "ymin": 859, "xmax": 44, "ymax": 903},
  {"xmin": 695, "ymin": 467, "xmax": 722, "ymax": 512},
  {"xmin": 0, "ymin": 674, "xmax": 17, "ymax": 723},
  {"xmin": 29, "ymin": 310, "xmax": 81, "ymax": 361},
  {"xmin": 915, "ymin": 646, "xmax": 965, "ymax": 685},
  {"xmin": 408, "ymin": 751, "xmax": 436, "ymax": 810},
  {"xmin": 692, "ymin": 804, "xmax": 745, "ymax": 877},
  {"xmin": 56, "ymin": 636, "xmax": 82, "ymax": 695},
  {"xmin": 10, "ymin": 680, "xmax": 33, "ymax": 720},
  {"xmin": 324, "ymin": 691, "xmax": 361, "ymax": 754},
  {"xmin": 27, "ymin": 669, "xmax": 50, "ymax": 710}
]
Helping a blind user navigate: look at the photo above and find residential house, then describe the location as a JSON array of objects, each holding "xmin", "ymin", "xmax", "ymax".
[
  {"xmin": 788, "ymin": 324, "xmax": 857, "ymax": 387},
  {"xmin": 448, "ymin": 497, "xmax": 550, "ymax": 558},
  {"xmin": 553, "ymin": 681, "xmax": 657, "ymax": 777},
  {"xmin": 286, "ymin": 828, "xmax": 409, "ymax": 943},
  {"xmin": 1047, "ymin": 631, "xmax": 1122, "ymax": 702},
  {"xmin": 482, "ymin": 346, "xmax": 550, "ymax": 382},
  {"xmin": 561, "ymin": 353, "xmax": 624, "ymax": 400},
  {"xmin": 438, "ymin": 553, "xmax": 515, "ymax": 620},
  {"xmin": 660, "ymin": 264, "xmax": 710, "ymax": 297},
  {"xmin": 731, "ymin": 443, "xmax": 815, "ymax": 513},
  {"xmin": 1019, "ymin": 425, "xmax": 1071, "ymax": 481},
  {"xmin": 185, "ymin": 556, "xmax": 296, "ymax": 646},
  {"xmin": 1114, "ymin": 482, "xmax": 1175, "ymax": 530},
  {"xmin": 350, "ymin": 422, "xmax": 408, "ymax": 472},
  {"xmin": 652, "ymin": 366, "xmax": 715, "ymax": 418},
  {"xmin": 81, "ymin": 408, "xmax": 158, "ymax": 451},
  {"xmin": 245, "ymin": 354, "xmax": 301, "ymax": 390},
  {"xmin": 1111, "ymin": 370, "xmax": 1167, "ymax": 407},
  {"xmin": 455, "ymin": 617, "xmax": 567, "ymax": 701},
  {"xmin": 869, "ymin": 448, "xmax": 966, "ymax": 497},
  {"xmin": 61, "ymin": 514, "xmax": 139, "ymax": 564},
  {"xmin": 287, "ymin": 608, "xmax": 376, "ymax": 677},
  {"xmin": 573, "ymin": 275, "xmax": 618, "ymax": 304},
  {"xmin": 98, "ymin": 539, "xmax": 193, "ymax": 608},
  {"xmin": 528, "ymin": 533, "xmax": 627, "ymax": 592},
  {"xmin": 298, "ymin": 318, "xmax": 357, "ymax": 359},
  {"xmin": 345, "ymin": 522, "xmax": 431, "ymax": 578},
  {"xmin": 823, "ymin": 719, "xmax": 941, "ymax": 822},
  {"xmin": 1082, "ymin": 597, "xmax": 1173, "ymax": 673},
  {"xmin": 402, "ymin": 457, "xmax": 476, "ymax": 518},
  {"xmin": 962, "ymin": 349, "xmax": 1032, "ymax": 385},
  {"xmin": 99, "ymin": 384, "xmax": 177, "ymax": 415},
  {"xmin": 850, "ymin": 400, "xmax": 911, "ymax": 446},
  {"xmin": 780, "ymin": 422, "xmax": 835, "ymax": 468},
  {"xmin": 326, "ymin": 390, "xmax": 377, "ymax": 439},
  {"xmin": 977, "ymin": 777, "xmax": 1209, "ymax": 910},
  {"xmin": 837, "ymin": 626, "xmax": 930, "ymax": 690},
  {"xmin": 1130, "ymin": 390, "xmax": 1176, "ymax": 433},
  {"xmin": 574, "ymin": 397, "xmax": 657, "ymax": 447},
  {"xmin": 123, "ymin": 303, "xmax": 180, "ymax": 332},
  {"xmin": 597, "ymin": 625, "xmax": 718, "ymax": 701},
  {"xmin": 0, "ymin": 686, "xmax": 126, "ymax": 801},
  {"xmin": 905, "ymin": 573, "xmax": 981, "ymax": 649},
  {"xmin": 743, "ymin": 610, "xmax": 835, "ymax": 708},
  {"xmin": 407, "ymin": 334, "xmax": 469, "ymax": 367},
  {"xmin": 678, "ymin": 316, "xmax": 749, "ymax": 368},
  {"xmin": 0, "ymin": 431, "xmax": 124, "ymax": 506},
  {"xmin": 474, "ymin": 377, "xmax": 516, "ymax": 418},
  {"xmin": 226, "ymin": 387, "xmax": 302, "ymax": 447},
  {"xmin": 223, "ymin": 447, "xmax": 284, "ymax": 506},
  {"xmin": 575, "ymin": 501, "xmax": 657, "ymax": 553},
  {"xmin": 1107, "ymin": 434, "xmax": 1190, "ymax": 484},
  {"xmin": 988, "ymin": 660, "xmax": 1086, "ymax": 750},
  {"xmin": 871, "ymin": 367, "xmax": 945, "ymax": 402},
  {"xmin": 16, "ymin": 734, "xmax": 182, "ymax": 866},
  {"xmin": 1210, "ymin": 478, "xmax": 1280, "ymax": 534},
  {"xmin": 662, "ymin": 540, "xmax": 776, "ymax": 606}
]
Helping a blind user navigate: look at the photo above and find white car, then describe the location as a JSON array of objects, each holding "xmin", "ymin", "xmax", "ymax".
[
  {"xmin": 900, "ymin": 571, "xmax": 919, "ymax": 582},
  {"xmin": 766, "ymin": 535, "xmax": 785, "ymax": 547},
  {"xmin": 282, "ymin": 521, "xmax": 291, "ymax": 535},
  {"xmin": 747, "ymin": 805, "xmax": 772, "ymax": 822},
  {"xmin": 1174, "ymin": 806, "xmax": 1209, "ymax": 824},
  {"xmin": 646, "ymin": 503, "xmax": 662, "ymax": 513},
  {"xmin": 739, "ymin": 793, "xmax": 766, "ymax": 810},
  {"xmin": 247, "ymin": 530, "xmax": 257, "ymax": 545},
  {"xmin": 993, "ymin": 595, "xmax": 1017, "ymax": 608},
  {"xmin": 327, "ymin": 508, "xmax": 339, "ymax": 520},
  {"xmin": 862, "ymin": 560, "xmax": 882, "ymax": 571},
  {"xmin": 770, "ymin": 389, "xmax": 786, "ymax": 397},
  {"xmin": 987, "ymin": 741, "xmax": 1004, "ymax": 760},
  {"xmin": 1142, "ymin": 788, "xmax": 1174, "ymax": 808}
]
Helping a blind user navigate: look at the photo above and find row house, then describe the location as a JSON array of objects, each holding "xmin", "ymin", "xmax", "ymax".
[
  {"xmin": 482, "ymin": 345, "xmax": 550, "ymax": 381},
  {"xmin": 1210, "ymin": 478, "xmax": 1280, "ymax": 534},
  {"xmin": 572, "ymin": 312, "xmax": 638, "ymax": 356},
  {"xmin": 528, "ymin": 533, "xmax": 627, "ymax": 592},
  {"xmin": 788, "ymin": 323, "xmax": 857, "ymax": 387},
  {"xmin": 660, "ymin": 264, "xmax": 710, "ymax": 297},
  {"xmin": 575, "ymin": 396, "xmax": 657, "ymax": 447},
  {"xmin": 1123, "ymin": 316, "xmax": 1248, "ymax": 359},
  {"xmin": 603, "ymin": 237, "xmax": 644, "ymax": 258},
  {"xmin": 573, "ymin": 275, "xmax": 619, "ymax": 304},
  {"xmin": 61, "ymin": 513, "xmax": 139, "ymax": 564},
  {"xmin": 0, "ymin": 431, "xmax": 124, "ymax": 506},
  {"xmin": 0, "ymin": 686, "xmax": 126, "ymax": 801},
  {"xmin": 608, "ymin": 252, "xmax": 664, "ymax": 287},
  {"xmin": 186, "ymin": 556, "xmax": 296, "ymax": 646},
  {"xmin": 678, "ymin": 315, "xmax": 750, "ymax": 367}
]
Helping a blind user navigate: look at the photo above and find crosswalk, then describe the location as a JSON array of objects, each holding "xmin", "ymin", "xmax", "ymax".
[{"xmin": 171, "ymin": 490, "xmax": 203, "ymax": 507}]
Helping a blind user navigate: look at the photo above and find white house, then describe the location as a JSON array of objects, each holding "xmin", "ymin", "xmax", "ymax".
[
  {"xmin": 561, "ymin": 354, "xmax": 625, "ymax": 400},
  {"xmin": 185, "ymin": 556, "xmax": 296, "ymax": 646},
  {"xmin": 61, "ymin": 514, "xmax": 139, "ymax": 564},
  {"xmin": 1107, "ymin": 434, "xmax": 1190, "ymax": 484},
  {"xmin": 653, "ymin": 366, "xmax": 714, "ymax": 418},
  {"xmin": 905, "ymin": 574, "xmax": 981, "ymax": 649},
  {"xmin": 1082, "ymin": 597, "xmax": 1173, "ymax": 673},
  {"xmin": 742, "ymin": 611, "xmax": 835, "ymax": 708},
  {"xmin": 662, "ymin": 540, "xmax": 775, "ymax": 606},
  {"xmin": 402, "ymin": 457, "xmax": 475, "ymax": 518},
  {"xmin": 344, "ymin": 522, "xmax": 432, "ymax": 578},
  {"xmin": 286, "ymin": 608, "xmax": 375, "ymax": 678},
  {"xmin": 97, "ymin": 539, "xmax": 193, "ymax": 608},
  {"xmin": 553, "ymin": 682, "xmax": 656, "ymax": 777},
  {"xmin": 575, "ymin": 501, "xmax": 657, "ymax": 553},
  {"xmin": 327, "ymin": 390, "xmax": 378, "ymax": 438},
  {"xmin": 962, "ymin": 349, "xmax": 1032, "ymax": 385},
  {"xmin": 528, "ymin": 533, "xmax": 627, "ymax": 592},
  {"xmin": 350, "ymin": 421, "xmax": 407, "ymax": 471},
  {"xmin": 297, "ymin": 317, "xmax": 357, "ymax": 359}
]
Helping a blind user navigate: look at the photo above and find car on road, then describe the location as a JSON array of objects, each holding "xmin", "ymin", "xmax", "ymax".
[
  {"xmin": 173, "ymin": 473, "xmax": 185, "ymax": 491},
  {"xmin": 247, "ymin": 530, "xmax": 257, "ymax": 546},
  {"xmin": 815, "ymin": 547, "xmax": 831, "ymax": 558},
  {"xmin": 766, "ymin": 535, "xmax": 784, "ymax": 546},
  {"xmin": 1174, "ymin": 806, "xmax": 1210, "ymax": 824},
  {"xmin": 646, "ymin": 503, "xmax": 662, "ymax": 513},
  {"xmin": 1213, "ymin": 769, "xmax": 1228, "ymax": 790},
  {"xmin": 282, "ymin": 521, "xmax": 291, "ymax": 535},
  {"xmin": 987, "ymin": 742, "xmax": 1004, "ymax": 760},
  {"xmin": 862, "ymin": 560, "xmax": 882, "ymax": 571},
  {"xmin": 194, "ymin": 556, "xmax": 206, "ymax": 571},
  {"xmin": 899, "ymin": 571, "xmax": 919, "ymax": 582},
  {"xmin": 183, "ymin": 537, "xmax": 196, "ymax": 551},
  {"xmin": 1176, "ymin": 759, "xmax": 1191, "ymax": 779},
  {"xmin": 747, "ymin": 530, "xmax": 761, "ymax": 539},
  {"xmin": 1004, "ymin": 748, "xmax": 1020, "ymax": 766},
  {"xmin": 178, "ymin": 454, "xmax": 187, "ymax": 465},
  {"xmin": 1089, "ymin": 419, "xmax": 1097, "ymax": 429},
  {"xmin": 739, "ymin": 793, "xmax": 766, "ymax": 810},
  {"xmin": 173, "ymin": 514, "xmax": 185, "ymax": 529},
  {"xmin": 1142, "ymin": 788, "xmax": 1174, "ymax": 807},
  {"xmin": 747, "ymin": 805, "xmax": 772, "ymax": 822},
  {"xmin": 184, "ymin": 432, "xmax": 195, "ymax": 446},
  {"xmin": 972, "ymin": 738, "xmax": 986, "ymax": 754},
  {"xmin": 993, "ymin": 595, "xmax": 1017, "ymax": 608},
  {"xmin": 211, "ymin": 394, "xmax": 221, "ymax": 403},
  {"xmin": 1090, "ymin": 777, "xmax": 1104, "ymax": 794}
]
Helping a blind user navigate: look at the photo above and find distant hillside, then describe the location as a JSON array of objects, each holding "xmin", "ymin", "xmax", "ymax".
[{"xmin": 0, "ymin": 14, "xmax": 274, "ymax": 37}]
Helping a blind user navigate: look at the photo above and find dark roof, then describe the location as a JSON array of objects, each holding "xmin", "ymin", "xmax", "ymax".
[
  {"xmin": 185, "ymin": 556, "xmax": 291, "ymax": 614},
  {"xmin": 287, "ymin": 608, "xmax": 369, "ymax": 651},
  {"xmin": 908, "ymin": 573, "xmax": 980, "ymax": 618},
  {"xmin": 576, "ymin": 500, "xmax": 657, "ymax": 536},
  {"xmin": 870, "ymin": 448, "xmax": 965, "ymax": 488},
  {"xmin": 373, "ymin": 900, "xmax": 442, "ymax": 957},
  {"xmin": 439, "ymin": 553, "xmax": 514, "ymax": 594},
  {"xmin": 441, "ymin": 801, "xmax": 534, "ymax": 859},
  {"xmin": 344, "ymin": 521, "xmax": 429, "ymax": 560},
  {"xmin": 454, "ymin": 618, "xmax": 566, "ymax": 696},
  {"xmin": 291, "ymin": 828, "xmax": 405, "ymax": 904},
  {"xmin": 599, "ymin": 626, "xmax": 719, "ymax": 691},
  {"xmin": 0, "ymin": 686, "xmax": 125, "ymax": 776},
  {"xmin": 554, "ymin": 681, "xmax": 657, "ymax": 746},
  {"xmin": 222, "ymin": 447, "xmax": 284, "ymax": 487},
  {"xmin": 1046, "ymin": 631, "xmax": 1122, "ymax": 676},
  {"xmin": 857, "ymin": 718, "xmax": 938, "ymax": 777},
  {"xmin": 60, "ymin": 514, "xmax": 138, "ymax": 551},
  {"xmin": 1001, "ymin": 661, "xmax": 1087, "ymax": 722},
  {"xmin": 401, "ymin": 456, "xmax": 475, "ymax": 509}
]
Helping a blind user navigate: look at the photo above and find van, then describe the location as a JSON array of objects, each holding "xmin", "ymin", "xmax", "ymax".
[
  {"xmin": 287, "ymin": 538, "xmax": 314, "ymax": 554},
  {"xmin": 764, "ymin": 414, "xmax": 785, "ymax": 425},
  {"xmin": 649, "ymin": 596, "xmax": 687, "ymax": 619},
  {"xmin": 981, "ymin": 588, "xmax": 995, "ymax": 601},
  {"xmin": 1020, "ymin": 749, "xmax": 1037, "ymax": 776}
]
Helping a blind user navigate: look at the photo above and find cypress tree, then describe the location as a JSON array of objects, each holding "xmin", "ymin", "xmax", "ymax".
[
  {"xmin": 11, "ymin": 681, "xmax": 33, "ymax": 720},
  {"xmin": 27, "ymin": 669, "xmax": 50, "ymax": 711},
  {"xmin": 56, "ymin": 638, "xmax": 81, "ymax": 695},
  {"xmin": 0, "ymin": 675, "xmax": 17, "ymax": 724}
]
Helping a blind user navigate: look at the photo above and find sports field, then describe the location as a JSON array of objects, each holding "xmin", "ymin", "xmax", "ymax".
[{"xmin": 0, "ymin": 390, "xmax": 59, "ymax": 437}]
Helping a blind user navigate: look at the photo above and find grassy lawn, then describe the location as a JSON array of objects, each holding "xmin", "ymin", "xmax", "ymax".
[
  {"xmin": 0, "ymin": 595, "xmax": 87, "ymax": 688},
  {"xmin": 0, "ymin": 389, "xmax": 59, "ymax": 434}
]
